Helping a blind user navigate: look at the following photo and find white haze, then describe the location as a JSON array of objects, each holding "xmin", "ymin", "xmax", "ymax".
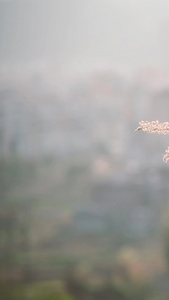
[{"xmin": 0, "ymin": 0, "xmax": 169, "ymax": 70}]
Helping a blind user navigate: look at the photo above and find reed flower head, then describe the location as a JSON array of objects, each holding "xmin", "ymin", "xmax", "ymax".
[
  {"xmin": 163, "ymin": 147, "xmax": 169, "ymax": 163},
  {"xmin": 135, "ymin": 120, "xmax": 169, "ymax": 134},
  {"xmin": 135, "ymin": 120, "xmax": 169, "ymax": 163}
]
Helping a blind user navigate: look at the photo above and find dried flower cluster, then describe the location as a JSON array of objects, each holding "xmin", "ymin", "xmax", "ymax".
[
  {"xmin": 163, "ymin": 147, "xmax": 169, "ymax": 163},
  {"xmin": 135, "ymin": 121, "xmax": 169, "ymax": 163}
]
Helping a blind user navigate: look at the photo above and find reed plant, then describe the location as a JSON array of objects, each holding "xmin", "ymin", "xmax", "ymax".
[{"xmin": 135, "ymin": 121, "xmax": 169, "ymax": 162}]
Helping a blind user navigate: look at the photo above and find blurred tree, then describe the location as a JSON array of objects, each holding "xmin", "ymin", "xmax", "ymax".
[{"xmin": 0, "ymin": 159, "xmax": 36, "ymax": 283}]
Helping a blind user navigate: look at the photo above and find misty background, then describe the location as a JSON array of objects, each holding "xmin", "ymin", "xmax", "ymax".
[
  {"xmin": 0, "ymin": 0, "xmax": 169, "ymax": 67},
  {"xmin": 1, "ymin": 1, "xmax": 169, "ymax": 300}
]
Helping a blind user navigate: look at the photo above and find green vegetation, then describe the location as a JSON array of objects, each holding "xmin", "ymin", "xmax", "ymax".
[{"xmin": 0, "ymin": 158, "xmax": 169, "ymax": 299}]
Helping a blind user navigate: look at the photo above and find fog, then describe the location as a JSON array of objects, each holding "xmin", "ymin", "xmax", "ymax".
[
  {"xmin": 1, "ymin": 1, "xmax": 169, "ymax": 300},
  {"xmin": 0, "ymin": 0, "xmax": 169, "ymax": 68}
]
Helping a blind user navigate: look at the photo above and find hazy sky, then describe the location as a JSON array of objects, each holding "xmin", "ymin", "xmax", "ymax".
[{"xmin": 0, "ymin": 0, "xmax": 169, "ymax": 69}]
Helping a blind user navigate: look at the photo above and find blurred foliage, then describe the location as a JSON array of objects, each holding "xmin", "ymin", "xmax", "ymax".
[
  {"xmin": 0, "ymin": 158, "xmax": 169, "ymax": 299},
  {"xmin": 0, "ymin": 158, "xmax": 37, "ymax": 201},
  {"xmin": 24, "ymin": 280, "xmax": 74, "ymax": 300},
  {"xmin": 0, "ymin": 281, "xmax": 74, "ymax": 300}
]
